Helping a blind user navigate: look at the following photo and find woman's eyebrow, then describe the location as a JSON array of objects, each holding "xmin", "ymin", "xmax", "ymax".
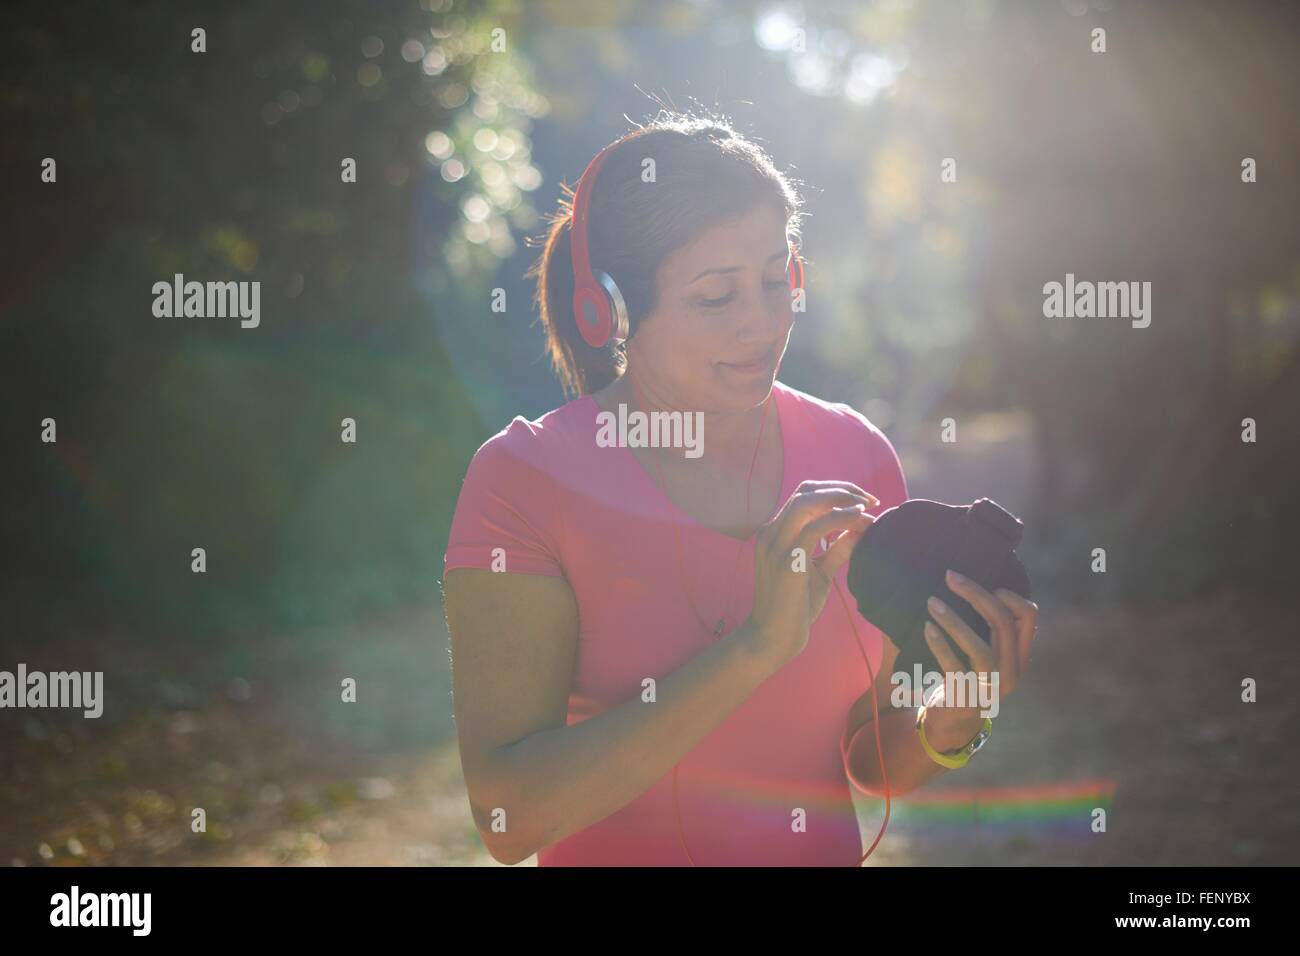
[{"xmin": 687, "ymin": 249, "xmax": 791, "ymax": 285}]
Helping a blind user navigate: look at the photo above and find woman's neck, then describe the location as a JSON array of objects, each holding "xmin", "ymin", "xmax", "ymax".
[{"xmin": 606, "ymin": 370, "xmax": 772, "ymax": 473}]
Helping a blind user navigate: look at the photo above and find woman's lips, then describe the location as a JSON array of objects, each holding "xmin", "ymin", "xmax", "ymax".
[{"xmin": 719, "ymin": 350, "xmax": 774, "ymax": 374}]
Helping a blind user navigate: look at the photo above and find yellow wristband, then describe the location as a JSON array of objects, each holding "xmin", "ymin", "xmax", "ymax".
[{"xmin": 916, "ymin": 706, "xmax": 993, "ymax": 769}]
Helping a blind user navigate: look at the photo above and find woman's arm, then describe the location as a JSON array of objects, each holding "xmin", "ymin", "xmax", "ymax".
[
  {"xmin": 444, "ymin": 567, "xmax": 786, "ymax": 865},
  {"xmin": 841, "ymin": 631, "xmax": 982, "ymax": 798},
  {"xmin": 844, "ymin": 694, "xmax": 985, "ymax": 798},
  {"xmin": 844, "ymin": 574, "xmax": 1038, "ymax": 797}
]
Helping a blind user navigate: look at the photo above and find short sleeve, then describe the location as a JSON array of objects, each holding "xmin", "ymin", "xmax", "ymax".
[
  {"xmin": 443, "ymin": 420, "xmax": 565, "ymax": 578},
  {"xmin": 833, "ymin": 402, "xmax": 909, "ymax": 514}
]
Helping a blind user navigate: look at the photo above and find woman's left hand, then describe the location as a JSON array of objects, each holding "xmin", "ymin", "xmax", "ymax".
[{"xmin": 920, "ymin": 569, "xmax": 1038, "ymax": 744}]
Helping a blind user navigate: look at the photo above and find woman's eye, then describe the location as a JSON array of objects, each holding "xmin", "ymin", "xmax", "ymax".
[
  {"xmin": 699, "ymin": 280, "xmax": 786, "ymax": 308},
  {"xmin": 699, "ymin": 293, "xmax": 736, "ymax": 308}
]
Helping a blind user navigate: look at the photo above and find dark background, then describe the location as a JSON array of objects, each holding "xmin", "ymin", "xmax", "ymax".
[{"xmin": 2, "ymin": 0, "xmax": 1297, "ymax": 866}]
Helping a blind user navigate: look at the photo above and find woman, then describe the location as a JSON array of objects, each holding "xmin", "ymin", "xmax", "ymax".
[{"xmin": 442, "ymin": 109, "xmax": 1038, "ymax": 866}]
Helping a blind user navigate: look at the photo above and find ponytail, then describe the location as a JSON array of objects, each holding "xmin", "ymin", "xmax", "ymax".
[{"xmin": 527, "ymin": 207, "xmax": 625, "ymax": 398}]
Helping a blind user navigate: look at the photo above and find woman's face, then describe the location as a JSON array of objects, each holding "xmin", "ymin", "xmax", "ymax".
[{"xmin": 625, "ymin": 202, "xmax": 797, "ymax": 415}]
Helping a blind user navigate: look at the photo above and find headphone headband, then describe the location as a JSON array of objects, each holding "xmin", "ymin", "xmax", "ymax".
[{"xmin": 569, "ymin": 144, "xmax": 614, "ymax": 293}]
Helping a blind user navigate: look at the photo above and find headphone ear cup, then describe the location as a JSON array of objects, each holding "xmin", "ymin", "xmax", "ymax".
[
  {"xmin": 596, "ymin": 271, "xmax": 630, "ymax": 343},
  {"xmin": 787, "ymin": 250, "xmax": 805, "ymax": 299},
  {"xmin": 573, "ymin": 280, "xmax": 613, "ymax": 348}
]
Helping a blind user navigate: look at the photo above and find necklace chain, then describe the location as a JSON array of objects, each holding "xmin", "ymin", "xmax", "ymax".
[{"xmin": 622, "ymin": 374, "xmax": 772, "ymax": 641}]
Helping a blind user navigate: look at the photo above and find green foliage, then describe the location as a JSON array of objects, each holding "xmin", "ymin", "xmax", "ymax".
[
  {"xmin": 514, "ymin": 0, "xmax": 1300, "ymax": 600},
  {"xmin": 0, "ymin": 0, "xmax": 543, "ymax": 633}
]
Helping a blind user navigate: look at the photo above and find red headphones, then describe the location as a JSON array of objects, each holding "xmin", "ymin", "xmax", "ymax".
[{"xmin": 568, "ymin": 140, "xmax": 806, "ymax": 349}]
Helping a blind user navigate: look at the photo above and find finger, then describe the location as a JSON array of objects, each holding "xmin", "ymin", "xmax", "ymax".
[
  {"xmin": 995, "ymin": 588, "xmax": 1039, "ymax": 674},
  {"xmin": 773, "ymin": 489, "xmax": 877, "ymax": 549},
  {"xmin": 945, "ymin": 571, "xmax": 1017, "ymax": 653},
  {"xmin": 926, "ymin": 595, "xmax": 995, "ymax": 675},
  {"xmin": 796, "ymin": 505, "xmax": 872, "ymax": 560},
  {"xmin": 923, "ymin": 620, "xmax": 967, "ymax": 676},
  {"xmin": 813, "ymin": 512, "xmax": 875, "ymax": 577},
  {"xmin": 944, "ymin": 571, "xmax": 1018, "ymax": 687},
  {"xmin": 923, "ymin": 621, "xmax": 995, "ymax": 712},
  {"xmin": 792, "ymin": 479, "xmax": 882, "ymax": 508}
]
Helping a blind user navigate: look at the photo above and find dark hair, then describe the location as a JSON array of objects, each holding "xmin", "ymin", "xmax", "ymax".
[{"xmin": 526, "ymin": 108, "xmax": 805, "ymax": 397}]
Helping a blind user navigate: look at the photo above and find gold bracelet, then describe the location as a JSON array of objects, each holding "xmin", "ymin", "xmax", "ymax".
[{"xmin": 915, "ymin": 702, "xmax": 993, "ymax": 770}]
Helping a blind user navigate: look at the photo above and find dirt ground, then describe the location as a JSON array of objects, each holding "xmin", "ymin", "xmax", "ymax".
[{"xmin": 3, "ymin": 583, "xmax": 1296, "ymax": 868}]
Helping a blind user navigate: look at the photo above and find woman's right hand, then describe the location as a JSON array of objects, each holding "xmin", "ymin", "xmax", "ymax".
[{"xmin": 744, "ymin": 480, "xmax": 879, "ymax": 667}]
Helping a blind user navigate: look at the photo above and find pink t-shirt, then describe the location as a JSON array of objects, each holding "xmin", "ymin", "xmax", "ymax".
[{"xmin": 443, "ymin": 379, "xmax": 909, "ymax": 865}]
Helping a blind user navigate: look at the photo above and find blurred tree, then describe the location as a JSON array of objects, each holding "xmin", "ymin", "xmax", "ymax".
[
  {"xmin": 509, "ymin": 0, "xmax": 1300, "ymax": 600},
  {"xmin": 0, "ymin": 0, "xmax": 547, "ymax": 633},
  {"xmin": 3, "ymin": 0, "xmax": 1297, "ymax": 638}
]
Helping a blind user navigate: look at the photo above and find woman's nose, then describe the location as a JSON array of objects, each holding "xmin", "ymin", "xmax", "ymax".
[{"xmin": 736, "ymin": 282, "xmax": 792, "ymax": 341}]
